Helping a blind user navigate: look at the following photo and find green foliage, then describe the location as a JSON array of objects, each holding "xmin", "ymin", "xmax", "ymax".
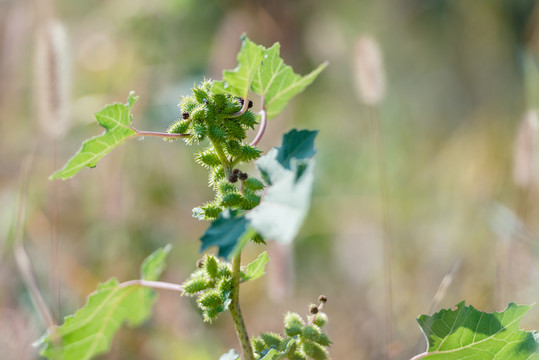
[
  {"xmin": 214, "ymin": 36, "xmax": 326, "ymax": 120},
  {"xmin": 415, "ymin": 301, "xmax": 539, "ymax": 359},
  {"xmin": 47, "ymin": 35, "xmax": 329, "ymax": 360},
  {"xmin": 247, "ymin": 130, "xmax": 317, "ymax": 244},
  {"xmin": 251, "ymin": 43, "xmax": 328, "ymax": 119},
  {"xmin": 199, "ymin": 210, "xmax": 251, "ymax": 259},
  {"xmin": 241, "ymin": 251, "xmax": 269, "ymax": 282},
  {"xmin": 50, "ymin": 92, "xmax": 138, "ymax": 180},
  {"xmin": 213, "ymin": 35, "xmax": 266, "ymax": 99},
  {"xmin": 36, "ymin": 245, "xmax": 171, "ymax": 360}
]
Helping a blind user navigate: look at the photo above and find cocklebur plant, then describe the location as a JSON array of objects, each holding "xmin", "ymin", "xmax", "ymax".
[
  {"xmin": 33, "ymin": 34, "xmax": 539, "ymax": 360},
  {"xmin": 38, "ymin": 35, "xmax": 329, "ymax": 360}
]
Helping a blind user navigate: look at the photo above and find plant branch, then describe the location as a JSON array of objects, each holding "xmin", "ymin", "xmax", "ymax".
[
  {"xmin": 131, "ymin": 127, "xmax": 190, "ymax": 139},
  {"xmin": 229, "ymin": 97, "xmax": 249, "ymax": 118},
  {"xmin": 250, "ymin": 99, "xmax": 267, "ymax": 147},
  {"xmin": 118, "ymin": 279, "xmax": 183, "ymax": 292},
  {"xmin": 229, "ymin": 252, "xmax": 255, "ymax": 360},
  {"xmin": 13, "ymin": 153, "xmax": 59, "ymax": 345},
  {"xmin": 210, "ymin": 138, "xmax": 232, "ymax": 176},
  {"xmin": 368, "ymin": 106, "xmax": 393, "ymax": 360}
]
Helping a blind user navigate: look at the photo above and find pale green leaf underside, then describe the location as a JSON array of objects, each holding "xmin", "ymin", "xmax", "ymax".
[
  {"xmin": 252, "ymin": 43, "xmax": 327, "ymax": 119},
  {"xmin": 219, "ymin": 349, "xmax": 240, "ymax": 360},
  {"xmin": 416, "ymin": 301, "xmax": 539, "ymax": 359},
  {"xmin": 242, "ymin": 251, "xmax": 269, "ymax": 282},
  {"xmin": 36, "ymin": 246, "xmax": 171, "ymax": 360},
  {"xmin": 213, "ymin": 35, "xmax": 265, "ymax": 98},
  {"xmin": 247, "ymin": 129, "xmax": 317, "ymax": 244},
  {"xmin": 50, "ymin": 92, "xmax": 138, "ymax": 180}
]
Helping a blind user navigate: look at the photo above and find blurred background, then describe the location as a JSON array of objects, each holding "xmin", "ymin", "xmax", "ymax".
[{"xmin": 2, "ymin": 0, "xmax": 539, "ymax": 359}]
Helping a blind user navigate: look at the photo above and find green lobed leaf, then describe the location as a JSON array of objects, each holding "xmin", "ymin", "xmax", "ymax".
[
  {"xmin": 50, "ymin": 92, "xmax": 138, "ymax": 180},
  {"xmin": 256, "ymin": 129, "xmax": 318, "ymax": 185},
  {"xmin": 199, "ymin": 210, "xmax": 252, "ymax": 259},
  {"xmin": 36, "ymin": 246, "xmax": 171, "ymax": 360},
  {"xmin": 247, "ymin": 129, "xmax": 317, "ymax": 244},
  {"xmin": 241, "ymin": 251, "xmax": 269, "ymax": 282},
  {"xmin": 213, "ymin": 35, "xmax": 265, "ymax": 99},
  {"xmin": 141, "ymin": 243, "xmax": 172, "ymax": 280},
  {"xmin": 415, "ymin": 301, "xmax": 539, "ymax": 359},
  {"xmin": 251, "ymin": 43, "xmax": 327, "ymax": 119}
]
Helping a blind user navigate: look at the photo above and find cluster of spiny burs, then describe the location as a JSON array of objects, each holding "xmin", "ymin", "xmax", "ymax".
[
  {"xmin": 181, "ymin": 254, "xmax": 233, "ymax": 322},
  {"xmin": 251, "ymin": 297, "xmax": 331, "ymax": 360},
  {"xmin": 167, "ymin": 80, "xmax": 265, "ymax": 221}
]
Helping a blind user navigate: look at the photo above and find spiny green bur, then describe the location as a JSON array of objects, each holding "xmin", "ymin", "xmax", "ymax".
[
  {"xmin": 252, "ymin": 310, "xmax": 331, "ymax": 360},
  {"xmin": 181, "ymin": 254, "xmax": 233, "ymax": 323}
]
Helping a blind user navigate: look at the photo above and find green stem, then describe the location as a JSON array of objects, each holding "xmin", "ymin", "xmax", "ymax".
[
  {"xmin": 210, "ymin": 139, "xmax": 232, "ymax": 176},
  {"xmin": 229, "ymin": 251, "xmax": 255, "ymax": 360}
]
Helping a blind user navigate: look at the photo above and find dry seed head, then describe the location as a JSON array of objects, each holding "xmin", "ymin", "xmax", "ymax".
[
  {"xmin": 239, "ymin": 172, "xmax": 248, "ymax": 181},
  {"xmin": 353, "ymin": 35, "xmax": 386, "ymax": 106},
  {"xmin": 513, "ymin": 110, "xmax": 539, "ymax": 188},
  {"xmin": 309, "ymin": 304, "xmax": 319, "ymax": 314},
  {"xmin": 35, "ymin": 19, "xmax": 70, "ymax": 138},
  {"xmin": 318, "ymin": 295, "xmax": 327, "ymax": 303}
]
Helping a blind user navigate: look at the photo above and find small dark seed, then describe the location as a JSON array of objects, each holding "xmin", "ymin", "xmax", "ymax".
[
  {"xmin": 182, "ymin": 111, "xmax": 190, "ymax": 119},
  {"xmin": 318, "ymin": 295, "xmax": 328, "ymax": 303},
  {"xmin": 239, "ymin": 172, "xmax": 248, "ymax": 181},
  {"xmin": 248, "ymin": 100, "xmax": 253, "ymax": 108},
  {"xmin": 232, "ymin": 169, "xmax": 240, "ymax": 175},
  {"xmin": 229, "ymin": 174, "xmax": 239, "ymax": 183},
  {"xmin": 309, "ymin": 304, "xmax": 319, "ymax": 314}
]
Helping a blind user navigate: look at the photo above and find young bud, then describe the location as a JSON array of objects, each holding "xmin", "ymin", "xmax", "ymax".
[
  {"xmin": 196, "ymin": 258, "xmax": 204, "ymax": 268},
  {"xmin": 232, "ymin": 168, "xmax": 240, "ymax": 175},
  {"xmin": 239, "ymin": 172, "xmax": 248, "ymax": 181},
  {"xmin": 353, "ymin": 35, "xmax": 386, "ymax": 106},
  {"xmin": 302, "ymin": 324, "xmax": 322, "ymax": 342},
  {"xmin": 182, "ymin": 111, "xmax": 190, "ymax": 119},
  {"xmin": 312, "ymin": 312, "xmax": 328, "ymax": 327},
  {"xmin": 204, "ymin": 255, "xmax": 219, "ymax": 279},
  {"xmin": 318, "ymin": 295, "xmax": 327, "ymax": 303},
  {"xmin": 302, "ymin": 341, "xmax": 328, "ymax": 360},
  {"xmin": 221, "ymin": 193, "xmax": 242, "ymax": 207},
  {"xmin": 309, "ymin": 304, "xmax": 319, "ymax": 314},
  {"xmin": 228, "ymin": 174, "xmax": 239, "ymax": 183},
  {"xmin": 181, "ymin": 276, "xmax": 210, "ymax": 295},
  {"xmin": 317, "ymin": 333, "xmax": 332, "ymax": 347},
  {"xmin": 261, "ymin": 332, "xmax": 283, "ymax": 348},
  {"xmin": 285, "ymin": 312, "xmax": 305, "ymax": 336},
  {"xmin": 198, "ymin": 289, "xmax": 223, "ymax": 309},
  {"xmin": 252, "ymin": 337, "xmax": 266, "ymax": 354},
  {"xmin": 288, "ymin": 351, "xmax": 307, "ymax": 360}
]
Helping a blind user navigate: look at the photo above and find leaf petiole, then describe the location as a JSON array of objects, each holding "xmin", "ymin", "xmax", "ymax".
[
  {"xmin": 250, "ymin": 100, "xmax": 267, "ymax": 146},
  {"xmin": 118, "ymin": 279, "xmax": 183, "ymax": 293},
  {"xmin": 131, "ymin": 127, "xmax": 190, "ymax": 139}
]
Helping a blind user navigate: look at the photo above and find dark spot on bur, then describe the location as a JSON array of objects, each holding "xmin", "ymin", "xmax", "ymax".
[{"xmin": 182, "ymin": 111, "xmax": 190, "ymax": 119}]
